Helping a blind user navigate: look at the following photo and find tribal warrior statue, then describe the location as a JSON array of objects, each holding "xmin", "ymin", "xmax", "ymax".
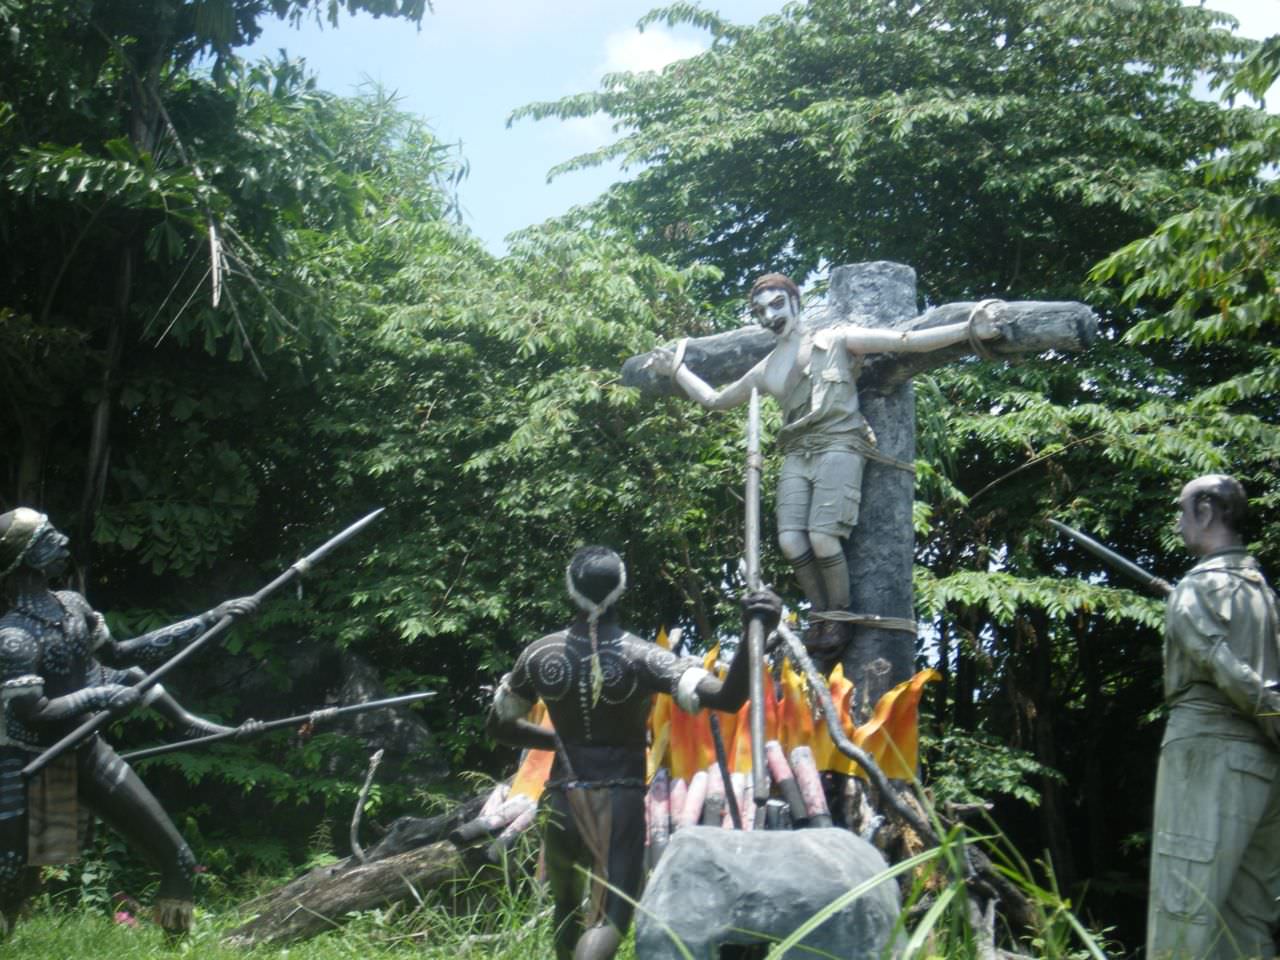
[
  {"xmin": 487, "ymin": 546, "xmax": 780, "ymax": 960},
  {"xmin": 650, "ymin": 273, "xmax": 1002, "ymax": 662},
  {"xmin": 0, "ymin": 508, "xmax": 257, "ymax": 937}
]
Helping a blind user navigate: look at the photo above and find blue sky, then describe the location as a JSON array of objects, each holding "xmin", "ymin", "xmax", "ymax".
[{"xmin": 245, "ymin": 1, "xmax": 1275, "ymax": 254}]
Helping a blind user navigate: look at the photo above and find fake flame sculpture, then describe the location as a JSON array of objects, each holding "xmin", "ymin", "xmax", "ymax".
[
  {"xmin": 649, "ymin": 642, "xmax": 939, "ymax": 782},
  {"xmin": 503, "ymin": 634, "xmax": 940, "ymax": 812}
]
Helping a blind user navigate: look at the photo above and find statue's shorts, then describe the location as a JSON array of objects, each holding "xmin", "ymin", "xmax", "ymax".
[{"xmin": 776, "ymin": 450, "xmax": 865, "ymax": 538}]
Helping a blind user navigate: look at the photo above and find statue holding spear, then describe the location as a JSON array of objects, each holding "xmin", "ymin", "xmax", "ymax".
[
  {"xmin": 0, "ymin": 506, "xmax": 381, "ymax": 938},
  {"xmin": 485, "ymin": 546, "xmax": 780, "ymax": 960}
]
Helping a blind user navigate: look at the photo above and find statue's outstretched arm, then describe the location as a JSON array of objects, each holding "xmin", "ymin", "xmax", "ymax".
[
  {"xmin": 842, "ymin": 311, "xmax": 1002, "ymax": 355},
  {"xmin": 666, "ymin": 589, "xmax": 781, "ymax": 714},
  {"xmin": 651, "ymin": 345, "xmax": 765, "ymax": 410},
  {"xmin": 92, "ymin": 663, "xmax": 234, "ymax": 738},
  {"xmin": 99, "ymin": 596, "xmax": 258, "ymax": 667}
]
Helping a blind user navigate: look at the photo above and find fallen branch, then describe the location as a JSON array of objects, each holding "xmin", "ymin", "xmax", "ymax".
[{"xmin": 351, "ymin": 749, "xmax": 385, "ymax": 864}]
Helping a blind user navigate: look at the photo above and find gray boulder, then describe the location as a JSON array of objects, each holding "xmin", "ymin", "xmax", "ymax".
[{"xmin": 635, "ymin": 826, "xmax": 900, "ymax": 959}]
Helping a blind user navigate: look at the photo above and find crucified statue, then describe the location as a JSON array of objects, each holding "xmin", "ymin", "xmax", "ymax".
[
  {"xmin": 648, "ymin": 271, "xmax": 1003, "ymax": 664},
  {"xmin": 628, "ymin": 261, "xmax": 1097, "ymax": 712}
]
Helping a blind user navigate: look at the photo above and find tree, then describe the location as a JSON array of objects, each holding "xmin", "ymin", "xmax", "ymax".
[
  {"xmin": 0, "ymin": 0, "xmax": 428, "ymax": 580},
  {"xmin": 514, "ymin": 0, "xmax": 1254, "ymax": 302},
  {"xmin": 1093, "ymin": 34, "xmax": 1280, "ymax": 445}
]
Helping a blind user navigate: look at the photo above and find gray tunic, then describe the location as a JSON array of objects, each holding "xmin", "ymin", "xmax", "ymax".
[{"xmin": 776, "ymin": 328, "xmax": 874, "ymax": 457}]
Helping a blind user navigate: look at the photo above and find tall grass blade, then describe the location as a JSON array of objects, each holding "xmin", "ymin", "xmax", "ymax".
[
  {"xmin": 766, "ymin": 844, "xmax": 944, "ymax": 958},
  {"xmin": 899, "ymin": 882, "xmax": 960, "ymax": 960}
]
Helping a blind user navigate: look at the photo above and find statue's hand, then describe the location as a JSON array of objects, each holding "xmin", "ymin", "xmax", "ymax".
[
  {"xmin": 970, "ymin": 312, "xmax": 1005, "ymax": 341},
  {"xmin": 742, "ymin": 588, "xmax": 783, "ymax": 636},
  {"xmin": 646, "ymin": 347, "xmax": 678, "ymax": 377},
  {"xmin": 211, "ymin": 595, "xmax": 259, "ymax": 621},
  {"xmin": 104, "ymin": 684, "xmax": 140, "ymax": 712}
]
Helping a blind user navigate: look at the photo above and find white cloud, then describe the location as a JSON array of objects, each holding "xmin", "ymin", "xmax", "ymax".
[{"xmin": 601, "ymin": 26, "xmax": 706, "ymax": 76}]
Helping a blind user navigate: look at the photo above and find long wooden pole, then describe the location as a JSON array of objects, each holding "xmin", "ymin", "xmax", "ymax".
[
  {"xmin": 744, "ymin": 389, "xmax": 768, "ymax": 823},
  {"xmin": 120, "ymin": 690, "xmax": 435, "ymax": 762}
]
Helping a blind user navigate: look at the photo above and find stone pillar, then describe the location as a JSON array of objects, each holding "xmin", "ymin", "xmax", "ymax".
[{"xmin": 827, "ymin": 262, "xmax": 919, "ymax": 720}]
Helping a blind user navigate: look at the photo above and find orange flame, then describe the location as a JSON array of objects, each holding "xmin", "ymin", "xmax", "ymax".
[
  {"xmin": 510, "ymin": 701, "xmax": 556, "ymax": 801},
  {"xmin": 664, "ymin": 644, "xmax": 721, "ymax": 780},
  {"xmin": 778, "ymin": 656, "xmax": 814, "ymax": 752},
  {"xmin": 811, "ymin": 663, "xmax": 857, "ymax": 774},
  {"xmin": 726, "ymin": 665, "xmax": 779, "ymax": 774},
  {"xmin": 852, "ymin": 668, "xmax": 940, "ymax": 780}
]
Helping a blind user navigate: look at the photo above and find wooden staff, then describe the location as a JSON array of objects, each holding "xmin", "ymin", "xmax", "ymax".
[{"xmin": 744, "ymin": 388, "xmax": 768, "ymax": 825}]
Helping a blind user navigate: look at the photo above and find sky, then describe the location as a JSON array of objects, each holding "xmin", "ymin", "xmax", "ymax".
[{"xmin": 245, "ymin": 1, "xmax": 1277, "ymax": 254}]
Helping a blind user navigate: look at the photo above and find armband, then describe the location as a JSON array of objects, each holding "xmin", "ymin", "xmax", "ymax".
[
  {"xmin": 0, "ymin": 675, "xmax": 44, "ymax": 750},
  {"xmin": 674, "ymin": 666, "xmax": 710, "ymax": 714},
  {"xmin": 492, "ymin": 675, "xmax": 535, "ymax": 723}
]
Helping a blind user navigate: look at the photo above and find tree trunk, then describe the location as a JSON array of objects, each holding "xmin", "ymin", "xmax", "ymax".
[
  {"xmin": 224, "ymin": 841, "xmax": 469, "ymax": 947},
  {"xmin": 223, "ymin": 795, "xmax": 487, "ymax": 948},
  {"xmin": 829, "ymin": 263, "xmax": 919, "ymax": 715}
]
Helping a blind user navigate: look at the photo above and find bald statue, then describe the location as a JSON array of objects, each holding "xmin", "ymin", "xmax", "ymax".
[
  {"xmin": 1147, "ymin": 476, "xmax": 1280, "ymax": 959},
  {"xmin": 487, "ymin": 546, "xmax": 779, "ymax": 960}
]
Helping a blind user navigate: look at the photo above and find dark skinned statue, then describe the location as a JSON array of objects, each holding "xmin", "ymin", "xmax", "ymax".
[
  {"xmin": 0, "ymin": 508, "xmax": 258, "ymax": 938},
  {"xmin": 486, "ymin": 546, "xmax": 780, "ymax": 960}
]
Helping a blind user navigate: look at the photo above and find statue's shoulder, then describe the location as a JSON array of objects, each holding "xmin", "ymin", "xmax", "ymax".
[
  {"xmin": 0, "ymin": 618, "xmax": 40, "ymax": 675},
  {"xmin": 517, "ymin": 629, "xmax": 570, "ymax": 660},
  {"xmin": 1182, "ymin": 556, "xmax": 1265, "ymax": 594},
  {"xmin": 616, "ymin": 629, "xmax": 650, "ymax": 649},
  {"xmin": 52, "ymin": 590, "xmax": 91, "ymax": 613}
]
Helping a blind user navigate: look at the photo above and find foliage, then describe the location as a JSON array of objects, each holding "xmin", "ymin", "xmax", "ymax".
[
  {"xmin": 924, "ymin": 728, "xmax": 1062, "ymax": 809},
  {"xmin": 0, "ymin": 0, "xmax": 429, "ymax": 575},
  {"xmin": 513, "ymin": 2, "xmax": 1278, "ymax": 941},
  {"xmin": 2, "ymin": 1, "xmax": 1277, "ymax": 953},
  {"xmin": 513, "ymin": 0, "xmax": 1254, "ymax": 300},
  {"xmin": 1092, "ymin": 34, "xmax": 1280, "ymax": 409},
  {"xmin": 271, "ymin": 214, "xmax": 772, "ymax": 765}
]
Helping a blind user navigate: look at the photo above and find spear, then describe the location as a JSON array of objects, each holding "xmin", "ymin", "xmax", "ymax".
[
  {"xmin": 744, "ymin": 388, "xmax": 768, "ymax": 825},
  {"xmin": 1046, "ymin": 518, "xmax": 1173, "ymax": 597},
  {"xmin": 24, "ymin": 508, "xmax": 385, "ymax": 778},
  {"xmin": 120, "ymin": 690, "xmax": 436, "ymax": 762}
]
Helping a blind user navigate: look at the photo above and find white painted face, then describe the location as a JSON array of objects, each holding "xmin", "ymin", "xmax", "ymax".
[{"xmin": 750, "ymin": 287, "xmax": 799, "ymax": 337}]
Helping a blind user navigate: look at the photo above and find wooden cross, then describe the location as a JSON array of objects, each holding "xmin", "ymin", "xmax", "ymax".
[{"xmin": 623, "ymin": 261, "xmax": 1098, "ymax": 718}]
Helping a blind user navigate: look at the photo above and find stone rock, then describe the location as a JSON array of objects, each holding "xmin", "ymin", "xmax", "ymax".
[{"xmin": 634, "ymin": 826, "xmax": 900, "ymax": 959}]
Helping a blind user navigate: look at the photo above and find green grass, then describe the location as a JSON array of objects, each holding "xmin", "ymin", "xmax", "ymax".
[
  {"xmin": 8, "ymin": 815, "xmax": 1113, "ymax": 959},
  {"xmin": 5, "ymin": 898, "xmax": 634, "ymax": 960},
  {"xmin": 7, "ymin": 880, "xmax": 640, "ymax": 960}
]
